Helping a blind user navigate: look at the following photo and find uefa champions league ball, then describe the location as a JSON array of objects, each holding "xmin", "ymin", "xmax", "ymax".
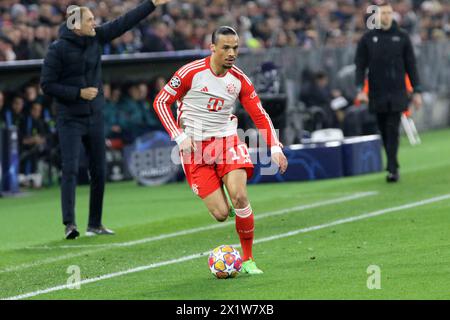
[{"xmin": 208, "ymin": 245, "xmax": 243, "ymax": 279}]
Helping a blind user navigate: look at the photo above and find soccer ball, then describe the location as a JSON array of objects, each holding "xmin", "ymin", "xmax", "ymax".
[{"xmin": 208, "ymin": 245, "xmax": 242, "ymax": 279}]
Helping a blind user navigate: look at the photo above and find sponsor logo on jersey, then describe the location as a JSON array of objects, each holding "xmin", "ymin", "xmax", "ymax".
[
  {"xmin": 170, "ymin": 76, "xmax": 181, "ymax": 88},
  {"xmin": 201, "ymin": 86, "xmax": 209, "ymax": 92},
  {"xmin": 372, "ymin": 36, "xmax": 378, "ymax": 43},
  {"xmin": 207, "ymin": 97, "xmax": 225, "ymax": 112},
  {"xmin": 392, "ymin": 36, "xmax": 400, "ymax": 42},
  {"xmin": 192, "ymin": 184, "xmax": 199, "ymax": 195},
  {"xmin": 226, "ymin": 83, "xmax": 237, "ymax": 95}
]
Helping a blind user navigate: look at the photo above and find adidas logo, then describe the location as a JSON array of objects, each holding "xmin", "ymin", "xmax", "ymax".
[{"xmin": 201, "ymin": 86, "xmax": 208, "ymax": 92}]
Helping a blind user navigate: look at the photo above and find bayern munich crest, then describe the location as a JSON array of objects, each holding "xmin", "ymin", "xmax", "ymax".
[
  {"xmin": 170, "ymin": 76, "xmax": 181, "ymax": 88},
  {"xmin": 226, "ymin": 83, "xmax": 236, "ymax": 94}
]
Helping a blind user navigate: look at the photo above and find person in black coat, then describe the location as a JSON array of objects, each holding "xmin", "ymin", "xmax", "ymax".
[
  {"xmin": 355, "ymin": 1, "xmax": 422, "ymax": 183},
  {"xmin": 40, "ymin": 0, "xmax": 171, "ymax": 239}
]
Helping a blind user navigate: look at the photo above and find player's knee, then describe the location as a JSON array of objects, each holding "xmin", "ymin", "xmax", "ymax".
[
  {"xmin": 231, "ymin": 191, "xmax": 249, "ymax": 209},
  {"xmin": 210, "ymin": 208, "xmax": 228, "ymax": 222},
  {"xmin": 215, "ymin": 215, "xmax": 228, "ymax": 222}
]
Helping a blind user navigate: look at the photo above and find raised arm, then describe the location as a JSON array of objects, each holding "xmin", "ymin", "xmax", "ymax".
[{"xmin": 96, "ymin": 0, "xmax": 170, "ymax": 43}]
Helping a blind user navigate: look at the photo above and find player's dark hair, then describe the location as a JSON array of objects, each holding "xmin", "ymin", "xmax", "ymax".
[{"xmin": 211, "ymin": 26, "xmax": 238, "ymax": 44}]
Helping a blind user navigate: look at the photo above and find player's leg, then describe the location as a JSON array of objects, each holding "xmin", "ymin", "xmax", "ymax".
[
  {"xmin": 222, "ymin": 169, "xmax": 263, "ymax": 274},
  {"xmin": 180, "ymin": 139, "xmax": 233, "ymax": 222},
  {"xmin": 222, "ymin": 168, "xmax": 249, "ymax": 207},
  {"xmin": 222, "ymin": 185, "xmax": 236, "ymax": 217},
  {"xmin": 202, "ymin": 187, "xmax": 230, "ymax": 222}
]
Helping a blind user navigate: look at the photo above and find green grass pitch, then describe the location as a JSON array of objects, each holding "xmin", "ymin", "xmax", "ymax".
[{"xmin": 0, "ymin": 129, "xmax": 449, "ymax": 300}]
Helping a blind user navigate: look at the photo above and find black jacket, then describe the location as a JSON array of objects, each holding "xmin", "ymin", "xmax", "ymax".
[
  {"xmin": 355, "ymin": 21, "xmax": 421, "ymax": 113},
  {"xmin": 40, "ymin": 1, "xmax": 156, "ymax": 117}
]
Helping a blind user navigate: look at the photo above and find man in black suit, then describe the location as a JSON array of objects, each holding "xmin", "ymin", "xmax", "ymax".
[
  {"xmin": 41, "ymin": 0, "xmax": 171, "ymax": 239},
  {"xmin": 355, "ymin": 1, "xmax": 422, "ymax": 183}
]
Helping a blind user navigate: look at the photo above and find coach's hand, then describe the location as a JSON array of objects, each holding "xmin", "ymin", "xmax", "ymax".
[
  {"xmin": 356, "ymin": 91, "xmax": 369, "ymax": 104},
  {"xmin": 177, "ymin": 133, "xmax": 197, "ymax": 153},
  {"xmin": 80, "ymin": 87, "xmax": 98, "ymax": 101},
  {"xmin": 272, "ymin": 150, "xmax": 288, "ymax": 174},
  {"xmin": 152, "ymin": 0, "xmax": 171, "ymax": 6},
  {"xmin": 411, "ymin": 93, "xmax": 423, "ymax": 110}
]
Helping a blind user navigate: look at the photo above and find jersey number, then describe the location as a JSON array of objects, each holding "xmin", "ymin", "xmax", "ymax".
[
  {"xmin": 229, "ymin": 145, "xmax": 251, "ymax": 164},
  {"xmin": 207, "ymin": 97, "xmax": 225, "ymax": 112}
]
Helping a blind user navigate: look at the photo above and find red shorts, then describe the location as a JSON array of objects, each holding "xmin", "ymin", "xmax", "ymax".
[{"xmin": 180, "ymin": 135, "xmax": 254, "ymax": 199}]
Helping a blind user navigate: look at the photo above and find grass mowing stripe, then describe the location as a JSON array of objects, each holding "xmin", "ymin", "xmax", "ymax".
[
  {"xmin": 0, "ymin": 192, "xmax": 375, "ymax": 274},
  {"xmin": 2, "ymin": 251, "xmax": 212, "ymax": 301},
  {"xmin": 25, "ymin": 192, "xmax": 377, "ymax": 250},
  {"xmin": 254, "ymin": 193, "xmax": 450, "ymax": 244},
  {"xmin": 4, "ymin": 193, "xmax": 449, "ymax": 300},
  {"xmin": 0, "ymin": 248, "xmax": 105, "ymax": 274}
]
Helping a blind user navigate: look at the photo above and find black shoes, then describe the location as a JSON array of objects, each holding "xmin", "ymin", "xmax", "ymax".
[
  {"xmin": 65, "ymin": 224, "xmax": 114, "ymax": 239},
  {"xmin": 85, "ymin": 225, "xmax": 115, "ymax": 237},
  {"xmin": 386, "ymin": 172, "xmax": 400, "ymax": 183},
  {"xmin": 65, "ymin": 224, "xmax": 80, "ymax": 240}
]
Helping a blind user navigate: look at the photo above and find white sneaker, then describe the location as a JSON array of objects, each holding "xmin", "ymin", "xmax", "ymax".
[{"xmin": 85, "ymin": 226, "xmax": 115, "ymax": 237}]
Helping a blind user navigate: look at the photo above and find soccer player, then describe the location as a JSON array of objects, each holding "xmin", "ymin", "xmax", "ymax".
[{"xmin": 153, "ymin": 26, "xmax": 288, "ymax": 274}]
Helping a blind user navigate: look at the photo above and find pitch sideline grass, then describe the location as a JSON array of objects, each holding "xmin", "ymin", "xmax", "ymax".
[{"xmin": 0, "ymin": 129, "xmax": 449, "ymax": 299}]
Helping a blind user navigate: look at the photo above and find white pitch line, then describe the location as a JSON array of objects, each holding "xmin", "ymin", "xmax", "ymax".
[
  {"xmin": 2, "ymin": 251, "xmax": 213, "ymax": 301},
  {"xmin": 25, "ymin": 192, "xmax": 378, "ymax": 250},
  {"xmin": 3, "ymin": 193, "xmax": 450, "ymax": 301},
  {"xmin": 0, "ymin": 192, "xmax": 376, "ymax": 274}
]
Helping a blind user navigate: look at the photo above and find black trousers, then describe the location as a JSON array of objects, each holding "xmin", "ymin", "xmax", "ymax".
[
  {"xmin": 57, "ymin": 112, "xmax": 105, "ymax": 227},
  {"xmin": 376, "ymin": 111, "xmax": 402, "ymax": 174}
]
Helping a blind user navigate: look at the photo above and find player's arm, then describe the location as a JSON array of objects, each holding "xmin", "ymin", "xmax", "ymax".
[
  {"xmin": 239, "ymin": 77, "xmax": 288, "ymax": 174},
  {"xmin": 152, "ymin": 72, "xmax": 196, "ymax": 152}
]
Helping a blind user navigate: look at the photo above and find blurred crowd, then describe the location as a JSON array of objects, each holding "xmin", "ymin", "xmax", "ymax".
[
  {"xmin": 0, "ymin": 77, "xmax": 166, "ymax": 187},
  {"xmin": 0, "ymin": 0, "xmax": 449, "ymax": 61},
  {"xmin": 0, "ymin": 0, "xmax": 448, "ymax": 187}
]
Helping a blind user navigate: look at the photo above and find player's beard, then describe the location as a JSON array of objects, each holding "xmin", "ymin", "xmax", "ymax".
[
  {"xmin": 223, "ymin": 60, "xmax": 235, "ymax": 69},
  {"xmin": 223, "ymin": 57, "xmax": 236, "ymax": 69}
]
